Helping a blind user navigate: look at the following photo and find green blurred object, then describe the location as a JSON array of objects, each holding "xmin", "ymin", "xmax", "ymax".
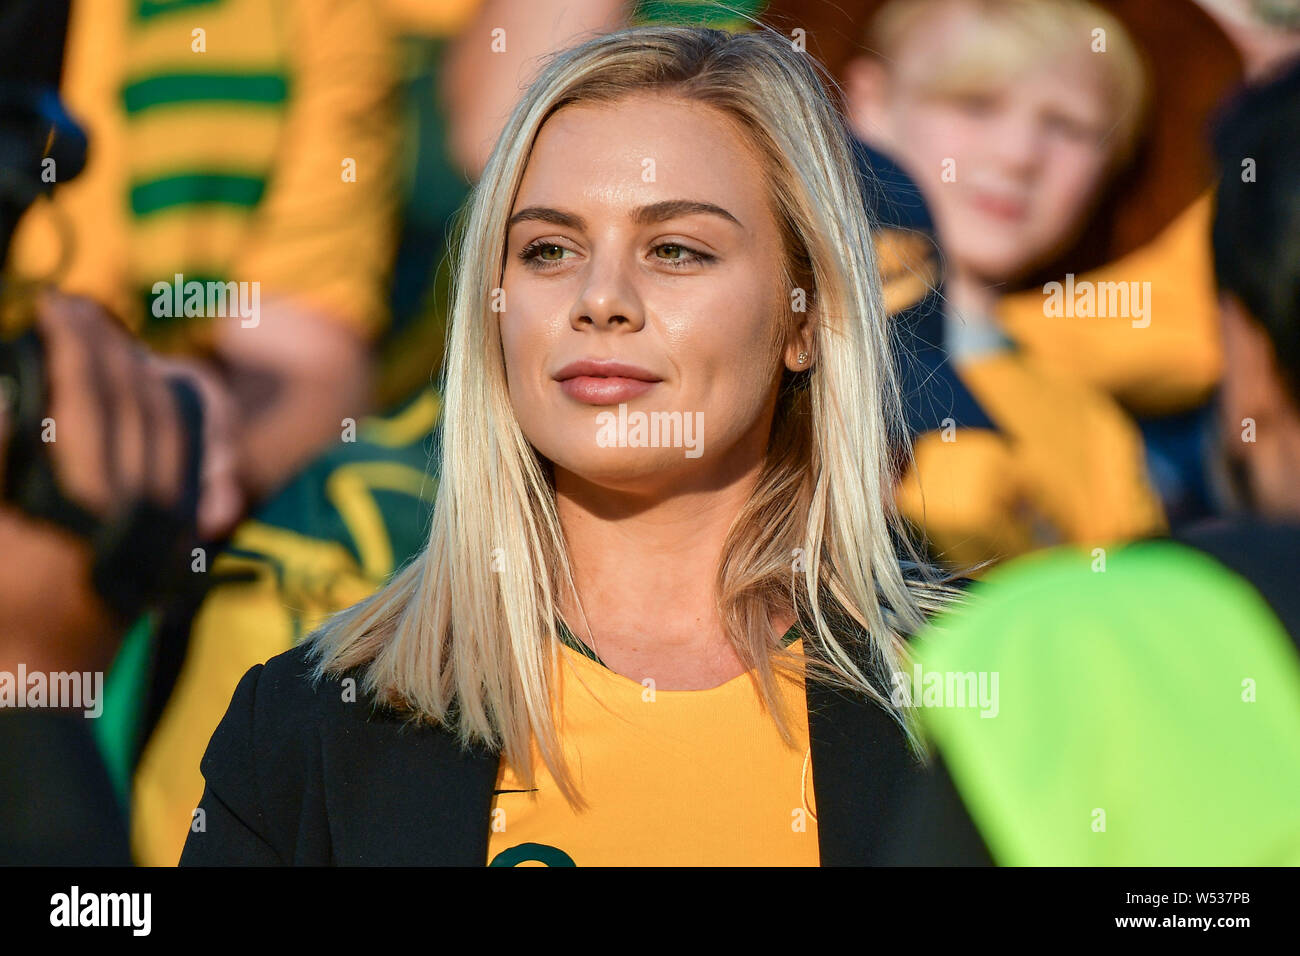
[
  {"xmin": 90, "ymin": 613, "xmax": 155, "ymax": 812},
  {"xmin": 375, "ymin": 34, "xmax": 470, "ymax": 412},
  {"xmin": 632, "ymin": 0, "xmax": 769, "ymax": 28},
  {"xmin": 914, "ymin": 540, "xmax": 1300, "ymax": 865}
]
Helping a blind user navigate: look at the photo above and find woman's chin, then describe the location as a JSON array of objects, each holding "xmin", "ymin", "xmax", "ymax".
[{"xmin": 547, "ymin": 445, "xmax": 708, "ymax": 496}]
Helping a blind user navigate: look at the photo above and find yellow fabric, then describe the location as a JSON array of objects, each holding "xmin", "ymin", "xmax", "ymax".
[
  {"xmin": 487, "ymin": 639, "xmax": 819, "ymax": 866},
  {"xmin": 232, "ymin": 0, "xmax": 400, "ymax": 346},
  {"xmin": 876, "ymin": 228, "xmax": 941, "ymax": 316},
  {"xmin": 897, "ymin": 352, "xmax": 1167, "ymax": 569},
  {"xmin": 8, "ymin": 0, "xmax": 400, "ymax": 351},
  {"xmin": 131, "ymin": 391, "xmax": 441, "ymax": 866},
  {"xmin": 130, "ymin": 522, "xmax": 379, "ymax": 866},
  {"xmin": 6, "ymin": 0, "xmax": 131, "ymax": 326},
  {"xmin": 996, "ymin": 192, "xmax": 1223, "ymax": 415},
  {"xmin": 897, "ymin": 429, "xmax": 1034, "ymax": 569}
]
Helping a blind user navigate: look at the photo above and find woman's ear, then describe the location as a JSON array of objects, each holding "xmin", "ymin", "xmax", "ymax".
[
  {"xmin": 842, "ymin": 55, "xmax": 895, "ymax": 150},
  {"xmin": 783, "ymin": 302, "xmax": 817, "ymax": 373}
]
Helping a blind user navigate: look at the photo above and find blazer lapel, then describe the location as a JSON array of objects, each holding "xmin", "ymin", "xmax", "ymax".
[
  {"xmin": 324, "ymin": 707, "xmax": 500, "ymax": 865},
  {"xmin": 806, "ymin": 675, "xmax": 927, "ymax": 865}
]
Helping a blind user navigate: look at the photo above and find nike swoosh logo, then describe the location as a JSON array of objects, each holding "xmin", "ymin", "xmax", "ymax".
[{"xmin": 492, "ymin": 788, "xmax": 539, "ymax": 795}]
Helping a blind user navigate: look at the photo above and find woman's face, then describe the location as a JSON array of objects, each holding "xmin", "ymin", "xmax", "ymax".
[
  {"xmin": 853, "ymin": 3, "xmax": 1117, "ymax": 283},
  {"xmin": 500, "ymin": 92, "xmax": 805, "ymax": 496}
]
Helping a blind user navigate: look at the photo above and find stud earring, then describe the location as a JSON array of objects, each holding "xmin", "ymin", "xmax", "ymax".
[{"xmin": 797, "ymin": 351, "xmax": 808, "ymax": 365}]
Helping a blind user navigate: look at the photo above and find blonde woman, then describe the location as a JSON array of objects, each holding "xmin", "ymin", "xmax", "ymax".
[{"xmin": 180, "ymin": 23, "xmax": 983, "ymax": 867}]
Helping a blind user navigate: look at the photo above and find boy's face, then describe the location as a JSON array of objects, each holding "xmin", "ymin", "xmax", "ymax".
[{"xmin": 849, "ymin": 4, "xmax": 1117, "ymax": 283}]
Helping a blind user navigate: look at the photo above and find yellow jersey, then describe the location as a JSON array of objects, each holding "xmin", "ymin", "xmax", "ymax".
[{"xmin": 487, "ymin": 635, "xmax": 819, "ymax": 866}]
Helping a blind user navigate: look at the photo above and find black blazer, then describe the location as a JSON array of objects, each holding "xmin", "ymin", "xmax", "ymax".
[{"xmin": 179, "ymin": 641, "xmax": 992, "ymax": 866}]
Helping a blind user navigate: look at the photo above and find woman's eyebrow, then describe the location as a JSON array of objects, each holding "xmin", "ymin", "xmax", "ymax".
[
  {"xmin": 507, "ymin": 199, "xmax": 742, "ymax": 231},
  {"xmin": 508, "ymin": 206, "xmax": 585, "ymax": 230},
  {"xmin": 633, "ymin": 199, "xmax": 742, "ymax": 228}
]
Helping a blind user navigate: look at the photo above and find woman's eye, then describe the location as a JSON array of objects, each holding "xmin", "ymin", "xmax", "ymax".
[
  {"xmin": 518, "ymin": 240, "xmax": 714, "ymax": 270},
  {"xmin": 652, "ymin": 243, "xmax": 712, "ymax": 268},
  {"xmin": 519, "ymin": 241, "xmax": 574, "ymax": 267}
]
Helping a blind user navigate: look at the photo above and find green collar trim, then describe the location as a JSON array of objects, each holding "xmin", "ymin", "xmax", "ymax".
[
  {"xmin": 555, "ymin": 619, "xmax": 803, "ymax": 672},
  {"xmin": 556, "ymin": 620, "xmax": 606, "ymax": 667}
]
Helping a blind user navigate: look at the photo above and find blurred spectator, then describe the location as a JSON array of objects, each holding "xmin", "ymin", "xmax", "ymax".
[
  {"xmin": 766, "ymin": 0, "xmax": 1248, "ymax": 537},
  {"xmin": 815, "ymin": 0, "xmax": 1179, "ymax": 565},
  {"xmin": 122, "ymin": 0, "xmax": 481, "ymax": 866},
  {"xmin": 906, "ymin": 56, "xmax": 1300, "ymax": 866},
  {"xmin": 441, "ymin": 0, "xmax": 629, "ymax": 181},
  {"xmin": 130, "ymin": 385, "xmax": 441, "ymax": 864},
  {"xmin": 1, "ymin": 0, "xmax": 408, "ymax": 863},
  {"xmin": 7, "ymin": 0, "xmax": 399, "ymax": 498},
  {"xmin": 930, "ymin": 0, "xmax": 1244, "ymax": 522}
]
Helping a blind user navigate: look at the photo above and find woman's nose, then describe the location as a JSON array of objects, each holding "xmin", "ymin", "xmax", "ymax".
[{"xmin": 569, "ymin": 249, "xmax": 646, "ymax": 332}]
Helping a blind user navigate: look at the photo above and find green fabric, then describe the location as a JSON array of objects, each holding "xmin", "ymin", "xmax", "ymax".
[
  {"xmin": 556, "ymin": 620, "xmax": 607, "ymax": 667},
  {"xmin": 139, "ymin": 273, "xmax": 227, "ymax": 330},
  {"xmin": 92, "ymin": 389, "xmax": 438, "ymax": 818},
  {"xmin": 913, "ymin": 540, "xmax": 1300, "ymax": 865},
  {"xmin": 122, "ymin": 73, "xmax": 288, "ymax": 114},
  {"xmin": 129, "ymin": 172, "xmax": 266, "ymax": 216},
  {"xmin": 632, "ymin": 0, "xmax": 769, "ymax": 28},
  {"xmin": 250, "ymin": 392, "xmax": 438, "ymax": 567},
  {"xmin": 91, "ymin": 613, "xmax": 156, "ymax": 811},
  {"xmin": 135, "ymin": 0, "xmax": 221, "ymax": 21},
  {"xmin": 375, "ymin": 34, "xmax": 468, "ymax": 407},
  {"xmin": 556, "ymin": 619, "xmax": 802, "ymax": 670}
]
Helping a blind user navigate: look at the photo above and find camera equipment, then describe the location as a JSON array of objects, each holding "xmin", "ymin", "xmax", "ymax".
[
  {"xmin": 0, "ymin": 325, "xmax": 207, "ymax": 622},
  {"xmin": 0, "ymin": 0, "xmax": 207, "ymax": 623}
]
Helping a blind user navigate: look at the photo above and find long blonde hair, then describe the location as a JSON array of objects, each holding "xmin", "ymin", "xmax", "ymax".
[{"xmin": 306, "ymin": 22, "xmax": 954, "ymax": 805}]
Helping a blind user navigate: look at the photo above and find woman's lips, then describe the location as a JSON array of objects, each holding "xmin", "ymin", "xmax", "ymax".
[
  {"xmin": 559, "ymin": 376, "xmax": 657, "ymax": 404},
  {"xmin": 554, "ymin": 359, "xmax": 662, "ymax": 405}
]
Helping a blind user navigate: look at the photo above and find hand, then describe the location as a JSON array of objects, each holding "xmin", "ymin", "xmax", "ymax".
[
  {"xmin": 140, "ymin": 352, "xmax": 245, "ymax": 541},
  {"xmin": 0, "ymin": 291, "xmax": 244, "ymax": 664},
  {"xmin": 26, "ymin": 290, "xmax": 246, "ymax": 540},
  {"xmin": 27, "ymin": 290, "xmax": 190, "ymax": 522}
]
